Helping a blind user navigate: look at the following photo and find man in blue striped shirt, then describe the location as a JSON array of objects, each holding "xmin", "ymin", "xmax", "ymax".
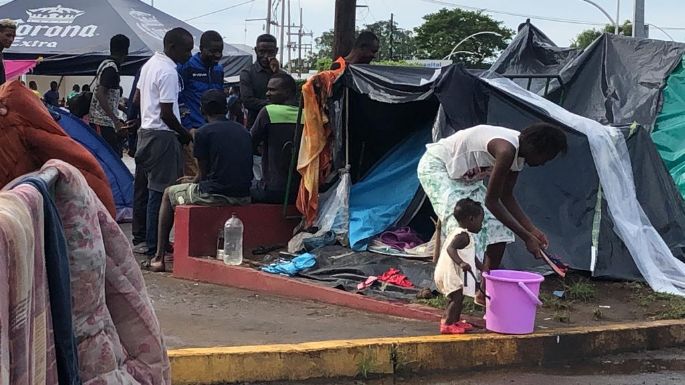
[{"xmin": 177, "ymin": 30, "xmax": 224, "ymax": 176}]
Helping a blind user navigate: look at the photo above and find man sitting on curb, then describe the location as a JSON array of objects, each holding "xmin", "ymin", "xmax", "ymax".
[
  {"xmin": 250, "ymin": 73, "xmax": 301, "ymax": 204},
  {"xmin": 148, "ymin": 89, "xmax": 253, "ymax": 272}
]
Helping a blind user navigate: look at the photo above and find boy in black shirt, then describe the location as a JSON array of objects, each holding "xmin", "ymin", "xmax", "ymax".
[
  {"xmin": 148, "ymin": 89, "xmax": 253, "ymax": 272},
  {"xmin": 250, "ymin": 73, "xmax": 301, "ymax": 204},
  {"xmin": 44, "ymin": 81, "xmax": 60, "ymax": 107}
]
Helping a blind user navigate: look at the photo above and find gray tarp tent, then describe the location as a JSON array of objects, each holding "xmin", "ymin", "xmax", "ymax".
[{"xmin": 0, "ymin": 0, "xmax": 252, "ymax": 76}]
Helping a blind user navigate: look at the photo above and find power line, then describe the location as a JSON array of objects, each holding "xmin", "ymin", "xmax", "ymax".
[
  {"xmin": 420, "ymin": 0, "xmax": 606, "ymax": 27},
  {"xmin": 422, "ymin": 0, "xmax": 685, "ymax": 34},
  {"xmin": 184, "ymin": 0, "xmax": 255, "ymax": 22}
]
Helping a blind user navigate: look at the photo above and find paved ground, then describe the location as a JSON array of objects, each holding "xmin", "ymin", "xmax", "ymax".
[
  {"xmin": 144, "ymin": 270, "xmax": 436, "ymax": 348},
  {"xmin": 274, "ymin": 348, "xmax": 685, "ymax": 385}
]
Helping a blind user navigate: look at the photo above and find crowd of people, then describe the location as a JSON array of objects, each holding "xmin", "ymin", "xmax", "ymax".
[{"xmin": 123, "ymin": 28, "xmax": 381, "ymax": 271}]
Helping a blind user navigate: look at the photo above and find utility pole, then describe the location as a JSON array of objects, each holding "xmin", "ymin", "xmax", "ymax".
[
  {"xmin": 287, "ymin": 0, "xmax": 291, "ymax": 72},
  {"xmin": 299, "ymin": 7, "xmax": 303, "ymax": 75},
  {"xmin": 280, "ymin": 0, "xmax": 285, "ymax": 63},
  {"xmin": 286, "ymin": 7, "xmax": 312, "ymax": 77},
  {"xmin": 632, "ymin": 0, "xmax": 646, "ymax": 38},
  {"xmin": 266, "ymin": 0, "xmax": 272, "ymax": 35},
  {"xmin": 333, "ymin": 0, "xmax": 356, "ymax": 59},
  {"xmin": 389, "ymin": 13, "xmax": 394, "ymax": 61}
]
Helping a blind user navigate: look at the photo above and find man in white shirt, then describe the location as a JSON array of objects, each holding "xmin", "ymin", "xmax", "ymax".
[{"xmin": 135, "ymin": 27, "xmax": 194, "ymax": 259}]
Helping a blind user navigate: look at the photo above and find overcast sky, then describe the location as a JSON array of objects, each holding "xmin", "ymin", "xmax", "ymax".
[{"xmin": 152, "ymin": 0, "xmax": 685, "ymax": 53}]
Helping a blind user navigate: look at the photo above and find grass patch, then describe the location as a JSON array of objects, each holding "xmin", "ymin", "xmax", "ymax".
[
  {"xmin": 655, "ymin": 301, "xmax": 685, "ymax": 320},
  {"xmin": 630, "ymin": 283, "xmax": 685, "ymax": 320},
  {"xmin": 416, "ymin": 295, "xmax": 481, "ymax": 315},
  {"xmin": 564, "ymin": 278, "xmax": 596, "ymax": 302},
  {"xmin": 356, "ymin": 353, "xmax": 374, "ymax": 379},
  {"xmin": 416, "ymin": 296, "xmax": 447, "ymax": 309},
  {"xmin": 541, "ymin": 293, "xmax": 572, "ymax": 311},
  {"xmin": 553, "ymin": 310, "xmax": 571, "ymax": 323},
  {"xmin": 462, "ymin": 297, "xmax": 480, "ymax": 314},
  {"xmin": 390, "ymin": 346, "xmax": 413, "ymax": 375}
]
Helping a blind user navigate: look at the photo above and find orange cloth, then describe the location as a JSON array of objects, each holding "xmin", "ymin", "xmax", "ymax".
[
  {"xmin": 296, "ymin": 57, "xmax": 347, "ymax": 226},
  {"xmin": 0, "ymin": 80, "xmax": 116, "ymax": 217}
]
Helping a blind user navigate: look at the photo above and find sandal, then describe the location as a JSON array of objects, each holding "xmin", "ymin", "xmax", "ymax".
[
  {"xmin": 141, "ymin": 257, "xmax": 166, "ymax": 273},
  {"xmin": 440, "ymin": 321, "xmax": 466, "ymax": 335}
]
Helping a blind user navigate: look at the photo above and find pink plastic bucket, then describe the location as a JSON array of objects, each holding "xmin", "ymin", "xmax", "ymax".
[{"xmin": 482, "ymin": 270, "xmax": 544, "ymax": 334}]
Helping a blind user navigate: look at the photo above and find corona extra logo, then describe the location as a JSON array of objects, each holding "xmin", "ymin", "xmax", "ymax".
[
  {"xmin": 10, "ymin": 4, "xmax": 97, "ymax": 49},
  {"xmin": 130, "ymin": 10, "xmax": 168, "ymax": 41},
  {"xmin": 26, "ymin": 5, "xmax": 84, "ymax": 24}
]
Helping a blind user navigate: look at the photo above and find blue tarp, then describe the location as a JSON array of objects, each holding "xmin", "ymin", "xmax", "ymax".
[
  {"xmin": 349, "ymin": 129, "xmax": 432, "ymax": 250},
  {"xmin": 54, "ymin": 108, "xmax": 134, "ymax": 218}
]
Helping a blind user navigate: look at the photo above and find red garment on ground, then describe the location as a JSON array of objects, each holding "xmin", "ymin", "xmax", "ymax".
[
  {"xmin": 0, "ymin": 80, "xmax": 115, "ymax": 217},
  {"xmin": 378, "ymin": 268, "xmax": 414, "ymax": 288}
]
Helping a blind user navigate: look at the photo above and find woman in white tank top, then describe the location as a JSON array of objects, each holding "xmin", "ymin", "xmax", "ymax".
[{"xmin": 418, "ymin": 123, "xmax": 568, "ymax": 305}]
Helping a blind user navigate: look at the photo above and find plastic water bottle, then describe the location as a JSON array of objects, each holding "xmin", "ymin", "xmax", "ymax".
[{"xmin": 223, "ymin": 213, "xmax": 244, "ymax": 265}]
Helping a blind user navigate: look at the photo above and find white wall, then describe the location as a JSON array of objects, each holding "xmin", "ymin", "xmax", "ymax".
[{"xmin": 25, "ymin": 75, "xmax": 135, "ymax": 102}]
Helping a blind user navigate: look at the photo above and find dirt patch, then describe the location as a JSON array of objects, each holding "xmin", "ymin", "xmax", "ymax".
[{"xmin": 417, "ymin": 272, "xmax": 685, "ymax": 329}]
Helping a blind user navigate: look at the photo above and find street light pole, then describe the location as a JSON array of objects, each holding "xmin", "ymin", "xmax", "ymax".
[
  {"xmin": 647, "ymin": 24, "xmax": 675, "ymax": 41},
  {"xmin": 443, "ymin": 50, "xmax": 480, "ymax": 61},
  {"xmin": 580, "ymin": 0, "xmax": 619, "ymax": 34},
  {"xmin": 442, "ymin": 31, "xmax": 502, "ymax": 61}
]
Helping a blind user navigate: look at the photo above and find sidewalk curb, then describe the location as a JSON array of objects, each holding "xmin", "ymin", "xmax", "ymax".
[{"xmin": 168, "ymin": 320, "xmax": 685, "ymax": 384}]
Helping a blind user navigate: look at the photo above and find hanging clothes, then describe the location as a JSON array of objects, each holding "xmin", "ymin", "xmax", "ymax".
[
  {"xmin": 0, "ymin": 80, "xmax": 115, "ymax": 217},
  {"xmin": 39, "ymin": 160, "xmax": 170, "ymax": 385},
  {"xmin": 19, "ymin": 178, "xmax": 81, "ymax": 385},
  {"xmin": 0, "ymin": 186, "xmax": 59, "ymax": 385},
  {"xmin": 296, "ymin": 57, "xmax": 347, "ymax": 226}
]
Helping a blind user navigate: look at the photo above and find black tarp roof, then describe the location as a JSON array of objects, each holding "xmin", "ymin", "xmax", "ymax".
[
  {"xmin": 488, "ymin": 21, "xmax": 685, "ymax": 129},
  {"xmin": 0, "ymin": 0, "xmax": 252, "ymax": 76}
]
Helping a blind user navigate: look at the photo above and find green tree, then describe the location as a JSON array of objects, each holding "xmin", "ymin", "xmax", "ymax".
[
  {"xmin": 571, "ymin": 20, "xmax": 633, "ymax": 49},
  {"xmin": 310, "ymin": 20, "xmax": 418, "ymax": 64},
  {"xmin": 363, "ymin": 20, "xmax": 417, "ymax": 61},
  {"xmin": 313, "ymin": 30, "xmax": 334, "ymax": 61},
  {"xmin": 414, "ymin": 8, "xmax": 513, "ymax": 66}
]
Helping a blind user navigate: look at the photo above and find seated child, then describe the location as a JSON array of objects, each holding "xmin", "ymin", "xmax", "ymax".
[{"xmin": 434, "ymin": 198, "xmax": 484, "ymax": 334}]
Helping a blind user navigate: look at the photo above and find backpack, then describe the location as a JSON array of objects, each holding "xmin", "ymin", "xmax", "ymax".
[{"xmin": 68, "ymin": 91, "xmax": 93, "ymax": 118}]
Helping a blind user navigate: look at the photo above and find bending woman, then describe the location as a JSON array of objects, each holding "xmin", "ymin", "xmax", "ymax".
[{"xmin": 418, "ymin": 123, "xmax": 567, "ymax": 304}]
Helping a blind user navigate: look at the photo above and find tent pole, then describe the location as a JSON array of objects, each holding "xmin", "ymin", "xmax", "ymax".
[{"xmin": 283, "ymin": 94, "xmax": 305, "ymax": 217}]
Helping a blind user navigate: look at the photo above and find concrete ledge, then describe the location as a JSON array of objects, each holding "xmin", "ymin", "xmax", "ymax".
[{"xmin": 168, "ymin": 320, "xmax": 685, "ymax": 384}]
